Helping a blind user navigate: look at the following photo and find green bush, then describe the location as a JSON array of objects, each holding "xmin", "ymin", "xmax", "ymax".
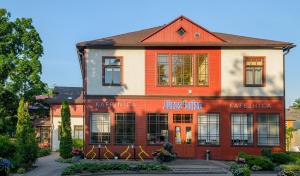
[
  {"xmin": 261, "ymin": 148, "xmax": 272, "ymax": 159},
  {"xmin": 61, "ymin": 163, "xmax": 170, "ymax": 175},
  {"xmin": 229, "ymin": 163, "xmax": 251, "ymax": 176},
  {"xmin": 237, "ymin": 152, "xmax": 274, "ymax": 171},
  {"xmin": 281, "ymin": 164, "xmax": 300, "ymax": 171},
  {"xmin": 55, "ymin": 158, "xmax": 75, "ymax": 163},
  {"xmin": 286, "ymin": 152, "xmax": 300, "ymax": 161},
  {"xmin": 271, "ymin": 152, "xmax": 294, "ymax": 165},
  {"xmin": 16, "ymin": 168, "xmax": 26, "ymax": 174},
  {"xmin": 59, "ymin": 101, "xmax": 73, "ymax": 159},
  {"xmin": 0, "ymin": 135, "xmax": 16, "ymax": 159},
  {"xmin": 72, "ymin": 138, "xmax": 83, "ymax": 148},
  {"xmin": 37, "ymin": 148, "xmax": 51, "ymax": 157},
  {"xmin": 15, "ymin": 98, "xmax": 38, "ymax": 169}
]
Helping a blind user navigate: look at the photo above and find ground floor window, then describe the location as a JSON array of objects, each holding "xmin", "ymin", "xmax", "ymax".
[
  {"xmin": 147, "ymin": 113, "xmax": 168, "ymax": 144},
  {"xmin": 231, "ymin": 114, "xmax": 253, "ymax": 145},
  {"xmin": 90, "ymin": 113, "xmax": 110, "ymax": 144},
  {"xmin": 257, "ymin": 113, "xmax": 280, "ymax": 146},
  {"xmin": 173, "ymin": 114, "xmax": 192, "ymax": 123},
  {"xmin": 198, "ymin": 113, "xmax": 220, "ymax": 145},
  {"xmin": 36, "ymin": 126, "xmax": 50, "ymax": 144},
  {"xmin": 115, "ymin": 113, "xmax": 135, "ymax": 144},
  {"xmin": 74, "ymin": 125, "xmax": 84, "ymax": 139}
]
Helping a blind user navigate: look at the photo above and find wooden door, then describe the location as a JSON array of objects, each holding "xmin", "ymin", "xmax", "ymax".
[{"xmin": 173, "ymin": 124, "xmax": 195, "ymax": 158}]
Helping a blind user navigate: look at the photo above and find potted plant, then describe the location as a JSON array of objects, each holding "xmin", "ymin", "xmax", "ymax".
[
  {"xmin": 0, "ymin": 158, "xmax": 10, "ymax": 176},
  {"xmin": 72, "ymin": 148, "xmax": 83, "ymax": 161}
]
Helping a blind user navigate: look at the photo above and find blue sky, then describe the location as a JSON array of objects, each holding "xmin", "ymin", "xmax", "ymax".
[{"xmin": 1, "ymin": 0, "xmax": 300, "ymax": 106}]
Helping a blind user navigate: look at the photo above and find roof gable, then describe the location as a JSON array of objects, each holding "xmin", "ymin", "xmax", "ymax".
[{"xmin": 141, "ymin": 16, "xmax": 225, "ymax": 43}]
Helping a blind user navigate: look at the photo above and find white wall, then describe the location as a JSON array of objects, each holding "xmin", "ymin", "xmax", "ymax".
[
  {"xmin": 52, "ymin": 117, "xmax": 83, "ymax": 151},
  {"xmin": 221, "ymin": 49, "xmax": 284, "ymax": 96},
  {"xmin": 86, "ymin": 49, "xmax": 145, "ymax": 95}
]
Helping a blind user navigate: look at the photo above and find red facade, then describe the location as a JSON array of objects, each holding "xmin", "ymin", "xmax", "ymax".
[{"xmin": 84, "ymin": 97, "xmax": 284, "ymax": 160}]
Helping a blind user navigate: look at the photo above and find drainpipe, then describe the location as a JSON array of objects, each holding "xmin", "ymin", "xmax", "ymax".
[
  {"xmin": 283, "ymin": 46, "xmax": 291, "ymax": 152},
  {"xmin": 77, "ymin": 49, "xmax": 86, "ymax": 154}
]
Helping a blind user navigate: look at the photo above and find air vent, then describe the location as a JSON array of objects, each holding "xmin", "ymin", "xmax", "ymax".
[
  {"xmin": 194, "ymin": 32, "xmax": 201, "ymax": 38},
  {"xmin": 177, "ymin": 27, "xmax": 186, "ymax": 36}
]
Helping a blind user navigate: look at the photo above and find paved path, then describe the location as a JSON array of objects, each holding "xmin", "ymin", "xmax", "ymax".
[{"xmin": 15, "ymin": 152, "xmax": 70, "ymax": 176}]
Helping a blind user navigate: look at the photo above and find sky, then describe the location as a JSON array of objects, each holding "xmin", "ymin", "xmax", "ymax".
[{"xmin": 1, "ymin": 0, "xmax": 300, "ymax": 107}]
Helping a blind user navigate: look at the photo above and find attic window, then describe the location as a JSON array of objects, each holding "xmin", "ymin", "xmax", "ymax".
[{"xmin": 177, "ymin": 27, "xmax": 186, "ymax": 36}]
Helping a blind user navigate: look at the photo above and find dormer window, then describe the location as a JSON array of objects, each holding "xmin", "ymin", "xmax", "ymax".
[{"xmin": 177, "ymin": 27, "xmax": 186, "ymax": 36}]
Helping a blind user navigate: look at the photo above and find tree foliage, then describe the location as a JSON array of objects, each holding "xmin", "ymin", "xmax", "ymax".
[
  {"xmin": 60, "ymin": 101, "xmax": 73, "ymax": 159},
  {"xmin": 15, "ymin": 98, "xmax": 38, "ymax": 169},
  {"xmin": 292, "ymin": 98, "xmax": 300, "ymax": 109},
  {"xmin": 0, "ymin": 8, "xmax": 46, "ymax": 135}
]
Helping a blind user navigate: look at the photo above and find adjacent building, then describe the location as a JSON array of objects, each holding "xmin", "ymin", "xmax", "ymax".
[
  {"xmin": 76, "ymin": 16, "xmax": 295, "ymax": 160},
  {"xmin": 49, "ymin": 86, "xmax": 84, "ymax": 151},
  {"xmin": 286, "ymin": 107, "xmax": 300, "ymax": 151}
]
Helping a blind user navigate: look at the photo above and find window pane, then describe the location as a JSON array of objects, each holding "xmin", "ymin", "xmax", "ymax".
[
  {"xmin": 246, "ymin": 69, "xmax": 253, "ymax": 84},
  {"xmin": 257, "ymin": 114, "xmax": 280, "ymax": 146},
  {"xmin": 103, "ymin": 58, "xmax": 121, "ymax": 85},
  {"xmin": 254, "ymin": 68, "xmax": 262, "ymax": 85},
  {"xmin": 172, "ymin": 54, "xmax": 193, "ymax": 86},
  {"xmin": 115, "ymin": 113, "xmax": 135, "ymax": 144},
  {"xmin": 157, "ymin": 54, "xmax": 169, "ymax": 85},
  {"xmin": 147, "ymin": 113, "xmax": 168, "ymax": 144},
  {"xmin": 198, "ymin": 113, "xmax": 220, "ymax": 145},
  {"xmin": 90, "ymin": 113, "xmax": 110, "ymax": 144},
  {"xmin": 197, "ymin": 54, "xmax": 208, "ymax": 86},
  {"xmin": 244, "ymin": 57, "xmax": 264, "ymax": 86},
  {"xmin": 231, "ymin": 114, "xmax": 253, "ymax": 145}
]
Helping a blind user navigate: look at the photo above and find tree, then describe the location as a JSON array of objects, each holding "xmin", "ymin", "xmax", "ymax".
[
  {"xmin": 292, "ymin": 98, "xmax": 300, "ymax": 109},
  {"xmin": 15, "ymin": 98, "xmax": 38, "ymax": 169},
  {"xmin": 59, "ymin": 101, "xmax": 72, "ymax": 159},
  {"xmin": 0, "ymin": 8, "xmax": 46, "ymax": 135}
]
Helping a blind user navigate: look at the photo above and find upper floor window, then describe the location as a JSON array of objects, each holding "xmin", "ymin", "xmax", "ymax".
[
  {"xmin": 157, "ymin": 54, "xmax": 208, "ymax": 86},
  {"xmin": 172, "ymin": 54, "xmax": 193, "ymax": 86},
  {"xmin": 196, "ymin": 54, "xmax": 208, "ymax": 86},
  {"xmin": 244, "ymin": 57, "xmax": 265, "ymax": 87},
  {"xmin": 157, "ymin": 54, "xmax": 169, "ymax": 85},
  {"xmin": 102, "ymin": 57, "xmax": 122, "ymax": 86}
]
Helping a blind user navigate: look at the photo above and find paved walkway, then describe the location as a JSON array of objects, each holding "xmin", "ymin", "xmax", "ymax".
[{"xmin": 14, "ymin": 152, "xmax": 70, "ymax": 176}]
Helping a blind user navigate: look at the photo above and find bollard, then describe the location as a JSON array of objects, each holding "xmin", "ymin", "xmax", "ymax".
[{"xmin": 205, "ymin": 150, "xmax": 211, "ymax": 160}]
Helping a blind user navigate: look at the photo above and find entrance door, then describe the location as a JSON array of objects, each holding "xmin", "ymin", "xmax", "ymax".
[{"xmin": 172, "ymin": 114, "xmax": 195, "ymax": 158}]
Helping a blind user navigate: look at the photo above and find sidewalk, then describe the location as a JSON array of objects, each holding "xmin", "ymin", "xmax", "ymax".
[{"xmin": 14, "ymin": 152, "xmax": 70, "ymax": 176}]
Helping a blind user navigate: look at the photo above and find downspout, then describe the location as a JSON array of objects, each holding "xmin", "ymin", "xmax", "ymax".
[
  {"xmin": 283, "ymin": 46, "xmax": 291, "ymax": 152},
  {"xmin": 77, "ymin": 49, "xmax": 86, "ymax": 154}
]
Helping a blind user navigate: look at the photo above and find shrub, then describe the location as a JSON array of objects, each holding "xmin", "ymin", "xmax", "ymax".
[
  {"xmin": 37, "ymin": 148, "xmax": 51, "ymax": 157},
  {"xmin": 59, "ymin": 101, "xmax": 73, "ymax": 159},
  {"xmin": 55, "ymin": 158, "xmax": 75, "ymax": 163},
  {"xmin": 72, "ymin": 138, "xmax": 83, "ymax": 148},
  {"xmin": 286, "ymin": 152, "xmax": 300, "ymax": 161},
  {"xmin": 16, "ymin": 168, "xmax": 26, "ymax": 174},
  {"xmin": 271, "ymin": 152, "xmax": 294, "ymax": 165},
  {"xmin": 281, "ymin": 164, "xmax": 300, "ymax": 172},
  {"xmin": 229, "ymin": 163, "xmax": 251, "ymax": 176},
  {"xmin": 237, "ymin": 152, "xmax": 274, "ymax": 171},
  {"xmin": 61, "ymin": 163, "xmax": 170, "ymax": 175},
  {"xmin": 261, "ymin": 148, "xmax": 272, "ymax": 159},
  {"xmin": 15, "ymin": 98, "xmax": 38, "ymax": 169},
  {"xmin": 0, "ymin": 135, "xmax": 16, "ymax": 159}
]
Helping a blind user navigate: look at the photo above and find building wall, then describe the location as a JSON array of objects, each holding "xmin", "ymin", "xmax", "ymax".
[
  {"xmin": 221, "ymin": 49, "xmax": 284, "ymax": 96},
  {"xmin": 52, "ymin": 116, "xmax": 84, "ymax": 151},
  {"xmin": 84, "ymin": 97, "xmax": 285, "ymax": 160},
  {"xmin": 51, "ymin": 104, "xmax": 83, "ymax": 116},
  {"xmin": 85, "ymin": 49, "xmax": 145, "ymax": 95}
]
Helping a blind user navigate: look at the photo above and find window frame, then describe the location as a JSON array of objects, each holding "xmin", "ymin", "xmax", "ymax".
[
  {"xmin": 156, "ymin": 53, "xmax": 209, "ymax": 87},
  {"xmin": 173, "ymin": 114, "xmax": 193, "ymax": 123},
  {"xmin": 102, "ymin": 56, "xmax": 123, "ymax": 86},
  {"xmin": 197, "ymin": 113, "xmax": 220, "ymax": 146},
  {"xmin": 243, "ymin": 56, "xmax": 266, "ymax": 87},
  {"xmin": 257, "ymin": 113, "xmax": 280, "ymax": 146},
  {"xmin": 230, "ymin": 113, "xmax": 254, "ymax": 146},
  {"xmin": 73, "ymin": 125, "xmax": 84, "ymax": 139},
  {"xmin": 90, "ymin": 112, "xmax": 111, "ymax": 144},
  {"xmin": 147, "ymin": 113, "xmax": 169, "ymax": 145},
  {"xmin": 114, "ymin": 113, "xmax": 135, "ymax": 145}
]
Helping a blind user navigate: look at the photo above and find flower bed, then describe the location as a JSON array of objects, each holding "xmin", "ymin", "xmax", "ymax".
[{"xmin": 61, "ymin": 162, "xmax": 170, "ymax": 175}]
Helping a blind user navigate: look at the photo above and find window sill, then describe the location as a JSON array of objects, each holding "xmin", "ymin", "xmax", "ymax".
[{"xmin": 244, "ymin": 84, "xmax": 265, "ymax": 87}]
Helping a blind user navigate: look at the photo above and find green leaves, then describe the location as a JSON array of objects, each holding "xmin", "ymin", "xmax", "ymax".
[{"xmin": 60, "ymin": 101, "xmax": 73, "ymax": 159}]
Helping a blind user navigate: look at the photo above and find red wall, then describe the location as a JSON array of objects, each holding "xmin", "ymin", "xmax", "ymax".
[
  {"xmin": 145, "ymin": 48, "xmax": 221, "ymax": 96},
  {"xmin": 84, "ymin": 97, "xmax": 285, "ymax": 160}
]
